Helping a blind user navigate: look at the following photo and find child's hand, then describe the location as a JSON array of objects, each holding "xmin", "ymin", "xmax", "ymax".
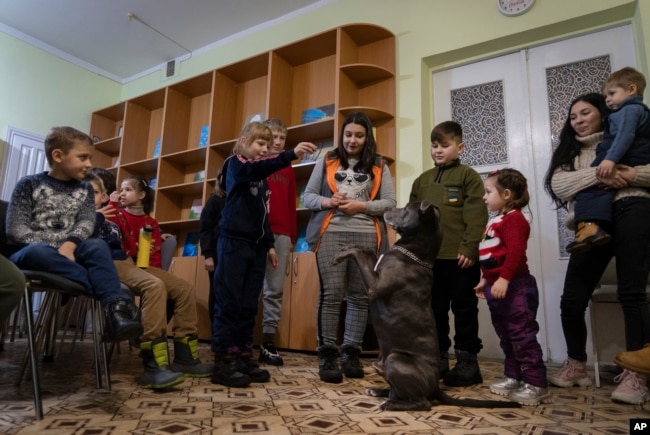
[
  {"xmin": 109, "ymin": 191, "xmax": 120, "ymax": 203},
  {"xmin": 98, "ymin": 204, "xmax": 116, "ymax": 219},
  {"xmin": 204, "ymin": 257, "xmax": 215, "ymax": 272},
  {"xmin": 268, "ymin": 248, "xmax": 278, "ymax": 269},
  {"xmin": 474, "ymin": 278, "xmax": 486, "ymax": 299},
  {"xmin": 457, "ymin": 253, "xmax": 475, "ymax": 269},
  {"xmin": 596, "ymin": 160, "xmax": 616, "ymax": 178},
  {"xmin": 293, "ymin": 142, "xmax": 318, "ymax": 158},
  {"xmin": 490, "ymin": 277, "xmax": 509, "ymax": 299},
  {"xmin": 58, "ymin": 241, "xmax": 77, "ymax": 262}
]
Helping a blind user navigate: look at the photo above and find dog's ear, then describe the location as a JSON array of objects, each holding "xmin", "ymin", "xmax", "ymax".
[{"xmin": 419, "ymin": 200, "xmax": 434, "ymax": 216}]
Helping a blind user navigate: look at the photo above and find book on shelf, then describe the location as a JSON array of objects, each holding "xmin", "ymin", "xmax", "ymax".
[
  {"xmin": 188, "ymin": 198, "xmax": 203, "ymax": 219},
  {"xmin": 301, "ymin": 139, "xmax": 332, "ymax": 163},
  {"xmin": 152, "ymin": 137, "xmax": 161, "ymax": 158},
  {"xmin": 301, "ymin": 104, "xmax": 334, "ymax": 124},
  {"xmin": 193, "ymin": 170, "xmax": 205, "ymax": 182},
  {"xmin": 198, "ymin": 125, "xmax": 209, "ymax": 148},
  {"xmin": 182, "ymin": 232, "xmax": 200, "ymax": 257},
  {"xmin": 245, "ymin": 112, "xmax": 265, "ymax": 124}
]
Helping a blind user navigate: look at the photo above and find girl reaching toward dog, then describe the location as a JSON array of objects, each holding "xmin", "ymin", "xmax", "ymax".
[{"xmin": 474, "ymin": 168, "xmax": 551, "ymax": 406}]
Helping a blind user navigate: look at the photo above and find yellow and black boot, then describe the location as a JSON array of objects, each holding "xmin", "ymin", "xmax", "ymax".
[
  {"xmin": 566, "ymin": 221, "xmax": 611, "ymax": 254},
  {"xmin": 171, "ymin": 335, "xmax": 212, "ymax": 377},
  {"xmin": 140, "ymin": 337, "xmax": 185, "ymax": 389}
]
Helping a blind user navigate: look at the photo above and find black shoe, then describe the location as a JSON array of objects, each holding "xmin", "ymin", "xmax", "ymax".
[
  {"xmin": 104, "ymin": 298, "xmax": 143, "ymax": 342},
  {"xmin": 439, "ymin": 351, "xmax": 450, "ymax": 377},
  {"xmin": 238, "ymin": 347, "xmax": 270, "ymax": 383},
  {"xmin": 212, "ymin": 350, "xmax": 251, "ymax": 388},
  {"xmin": 318, "ymin": 344, "xmax": 343, "ymax": 383},
  {"xmin": 443, "ymin": 350, "xmax": 483, "ymax": 387},
  {"xmin": 341, "ymin": 345, "xmax": 364, "ymax": 378},
  {"xmin": 259, "ymin": 343, "xmax": 284, "ymax": 366}
]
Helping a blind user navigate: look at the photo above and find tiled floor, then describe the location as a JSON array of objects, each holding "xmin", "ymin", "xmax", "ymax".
[{"xmin": 1, "ymin": 336, "xmax": 649, "ymax": 434}]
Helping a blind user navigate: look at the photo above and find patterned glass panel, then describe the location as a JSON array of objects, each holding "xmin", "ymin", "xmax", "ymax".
[
  {"xmin": 545, "ymin": 55, "xmax": 611, "ymax": 256},
  {"xmin": 451, "ymin": 81, "xmax": 508, "ymax": 167}
]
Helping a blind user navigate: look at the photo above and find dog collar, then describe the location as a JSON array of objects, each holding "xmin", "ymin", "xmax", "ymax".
[{"xmin": 392, "ymin": 245, "xmax": 433, "ymax": 270}]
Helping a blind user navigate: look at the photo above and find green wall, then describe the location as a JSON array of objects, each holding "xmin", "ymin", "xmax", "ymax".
[
  {"xmin": 1, "ymin": 0, "xmax": 646, "ymax": 202},
  {"xmin": 0, "ymin": 32, "xmax": 120, "ymax": 164}
]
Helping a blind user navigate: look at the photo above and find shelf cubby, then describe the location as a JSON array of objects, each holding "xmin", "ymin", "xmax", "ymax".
[{"xmin": 121, "ymin": 89, "xmax": 165, "ymax": 164}]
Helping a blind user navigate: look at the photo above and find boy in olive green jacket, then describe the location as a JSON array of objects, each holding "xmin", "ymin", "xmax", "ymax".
[{"xmin": 409, "ymin": 120, "xmax": 488, "ymax": 387}]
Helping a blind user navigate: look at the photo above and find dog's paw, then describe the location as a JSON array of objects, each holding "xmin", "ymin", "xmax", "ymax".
[{"xmin": 365, "ymin": 387, "xmax": 390, "ymax": 398}]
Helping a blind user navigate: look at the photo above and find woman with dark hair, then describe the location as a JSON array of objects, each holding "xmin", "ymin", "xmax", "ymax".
[
  {"xmin": 544, "ymin": 92, "xmax": 650, "ymax": 405},
  {"xmin": 304, "ymin": 112, "xmax": 396, "ymax": 383}
]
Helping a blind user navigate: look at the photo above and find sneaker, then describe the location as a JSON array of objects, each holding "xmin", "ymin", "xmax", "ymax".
[
  {"xmin": 509, "ymin": 383, "xmax": 552, "ymax": 406},
  {"xmin": 490, "ymin": 377, "xmax": 521, "ymax": 396},
  {"xmin": 548, "ymin": 357, "xmax": 592, "ymax": 387},
  {"xmin": 259, "ymin": 343, "xmax": 284, "ymax": 366},
  {"xmin": 611, "ymin": 370, "xmax": 649, "ymax": 405},
  {"xmin": 443, "ymin": 350, "xmax": 483, "ymax": 387}
]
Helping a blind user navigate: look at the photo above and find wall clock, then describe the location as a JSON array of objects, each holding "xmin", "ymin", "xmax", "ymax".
[{"xmin": 497, "ymin": 0, "xmax": 535, "ymax": 17}]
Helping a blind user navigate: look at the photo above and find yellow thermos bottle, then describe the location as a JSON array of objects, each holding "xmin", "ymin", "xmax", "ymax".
[{"xmin": 136, "ymin": 225, "xmax": 153, "ymax": 268}]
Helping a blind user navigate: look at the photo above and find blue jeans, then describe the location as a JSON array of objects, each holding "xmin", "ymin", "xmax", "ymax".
[
  {"xmin": 561, "ymin": 197, "xmax": 650, "ymax": 361},
  {"xmin": 9, "ymin": 239, "xmax": 127, "ymax": 308}
]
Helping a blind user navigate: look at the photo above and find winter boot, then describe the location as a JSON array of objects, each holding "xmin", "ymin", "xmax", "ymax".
[
  {"xmin": 341, "ymin": 344, "xmax": 364, "ymax": 378},
  {"xmin": 566, "ymin": 221, "xmax": 611, "ymax": 254},
  {"xmin": 439, "ymin": 351, "xmax": 450, "ymax": 377},
  {"xmin": 212, "ymin": 347, "xmax": 251, "ymax": 388},
  {"xmin": 104, "ymin": 298, "xmax": 143, "ymax": 342},
  {"xmin": 139, "ymin": 337, "xmax": 185, "ymax": 389},
  {"xmin": 318, "ymin": 344, "xmax": 343, "ymax": 383},
  {"xmin": 443, "ymin": 350, "xmax": 483, "ymax": 387},
  {"xmin": 171, "ymin": 335, "xmax": 212, "ymax": 377},
  {"xmin": 237, "ymin": 344, "xmax": 270, "ymax": 383},
  {"xmin": 614, "ymin": 344, "xmax": 650, "ymax": 375}
]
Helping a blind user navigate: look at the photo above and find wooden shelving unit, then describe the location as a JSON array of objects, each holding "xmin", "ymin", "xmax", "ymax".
[{"xmin": 89, "ymin": 23, "xmax": 396, "ymax": 348}]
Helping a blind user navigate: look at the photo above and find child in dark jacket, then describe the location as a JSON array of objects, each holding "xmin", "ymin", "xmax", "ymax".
[{"xmin": 211, "ymin": 122, "xmax": 315, "ymax": 388}]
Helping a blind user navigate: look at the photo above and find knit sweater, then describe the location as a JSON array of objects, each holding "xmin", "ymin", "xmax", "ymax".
[
  {"xmin": 549, "ymin": 131, "xmax": 650, "ymax": 227},
  {"xmin": 6, "ymin": 172, "xmax": 95, "ymax": 251},
  {"xmin": 478, "ymin": 209, "xmax": 530, "ymax": 284},
  {"xmin": 108, "ymin": 203, "xmax": 162, "ymax": 268}
]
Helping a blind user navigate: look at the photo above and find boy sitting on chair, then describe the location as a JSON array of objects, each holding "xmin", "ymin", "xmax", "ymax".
[{"xmin": 5, "ymin": 126, "xmax": 142, "ymax": 342}]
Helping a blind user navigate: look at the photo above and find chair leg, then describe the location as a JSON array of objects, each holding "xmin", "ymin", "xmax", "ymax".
[
  {"xmin": 91, "ymin": 299, "xmax": 110, "ymax": 390},
  {"xmin": 589, "ymin": 302, "xmax": 601, "ymax": 388},
  {"xmin": 23, "ymin": 285, "xmax": 43, "ymax": 420},
  {"xmin": 16, "ymin": 292, "xmax": 55, "ymax": 386}
]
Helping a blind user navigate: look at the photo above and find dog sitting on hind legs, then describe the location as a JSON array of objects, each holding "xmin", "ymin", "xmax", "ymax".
[{"xmin": 332, "ymin": 201, "xmax": 519, "ymax": 411}]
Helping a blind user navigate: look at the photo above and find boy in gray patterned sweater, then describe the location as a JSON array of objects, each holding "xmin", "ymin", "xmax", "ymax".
[{"xmin": 6, "ymin": 126, "xmax": 142, "ymax": 342}]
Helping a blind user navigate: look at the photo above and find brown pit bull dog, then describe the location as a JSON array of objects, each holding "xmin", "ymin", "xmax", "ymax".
[{"xmin": 332, "ymin": 201, "xmax": 519, "ymax": 411}]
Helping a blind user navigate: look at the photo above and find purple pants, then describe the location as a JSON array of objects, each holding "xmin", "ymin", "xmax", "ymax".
[{"xmin": 486, "ymin": 273, "xmax": 547, "ymax": 387}]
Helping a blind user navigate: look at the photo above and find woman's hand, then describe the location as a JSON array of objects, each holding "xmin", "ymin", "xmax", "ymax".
[
  {"xmin": 324, "ymin": 192, "xmax": 347, "ymax": 209},
  {"xmin": 337, "ymin": 199, "xmax": 367, "ymax": 215},
  {"xmin": 268, "ymin": 248, "xmax": 279, "ymax": 269},
  {"xmin": 598, "ymin": 166, "xmax": 630, "ymax": 189},
  {"xmin": 204, "ymin": 257, "xmax": 215, "ymax": 272}
]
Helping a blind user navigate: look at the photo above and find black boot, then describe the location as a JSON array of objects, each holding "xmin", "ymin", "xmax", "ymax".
[
  {"xmin": 238, "ymin": 345, "xmax": 270, "ymax": 383},
  {"xmin": 140, "ymin": 337, "xmax": 185, "ymax": 389},
  {"xmin": 212, "ymin": 348, "xmax": 251, "ymax": 388},
  {"xmin": 171, "ymin": 335, "xmax": 212, "ymax": 377},
  {"xmin": 341, "ymin": 345, "xmax": 364, "ymax": 378},
  {"xmin": 439, "ymin": 351, "xmax": 450, "ymax": 377},
  {"xmin": 443, "ymin": 350, "xmax": 483, "ymax": 387},
  {"xmin": 318, "ymin": 344, "xmax": 343, "ymax": 383},
  {"xmin": 104, "ymin": 298, "xmax": 143, "ymax": 342}
]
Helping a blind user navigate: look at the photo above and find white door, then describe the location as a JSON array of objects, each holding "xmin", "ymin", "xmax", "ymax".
[
  {"xmin": 432, "ymin": 25, "xmax": 636, "ymax": 363},
  {"xmin": 1, "ymin": 126, "xmax": 47, "ymax": 201}
]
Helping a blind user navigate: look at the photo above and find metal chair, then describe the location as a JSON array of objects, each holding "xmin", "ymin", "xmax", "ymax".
[{"xmin": 0, "ymin": 200, "xmax": 110, "ymax": 420}]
